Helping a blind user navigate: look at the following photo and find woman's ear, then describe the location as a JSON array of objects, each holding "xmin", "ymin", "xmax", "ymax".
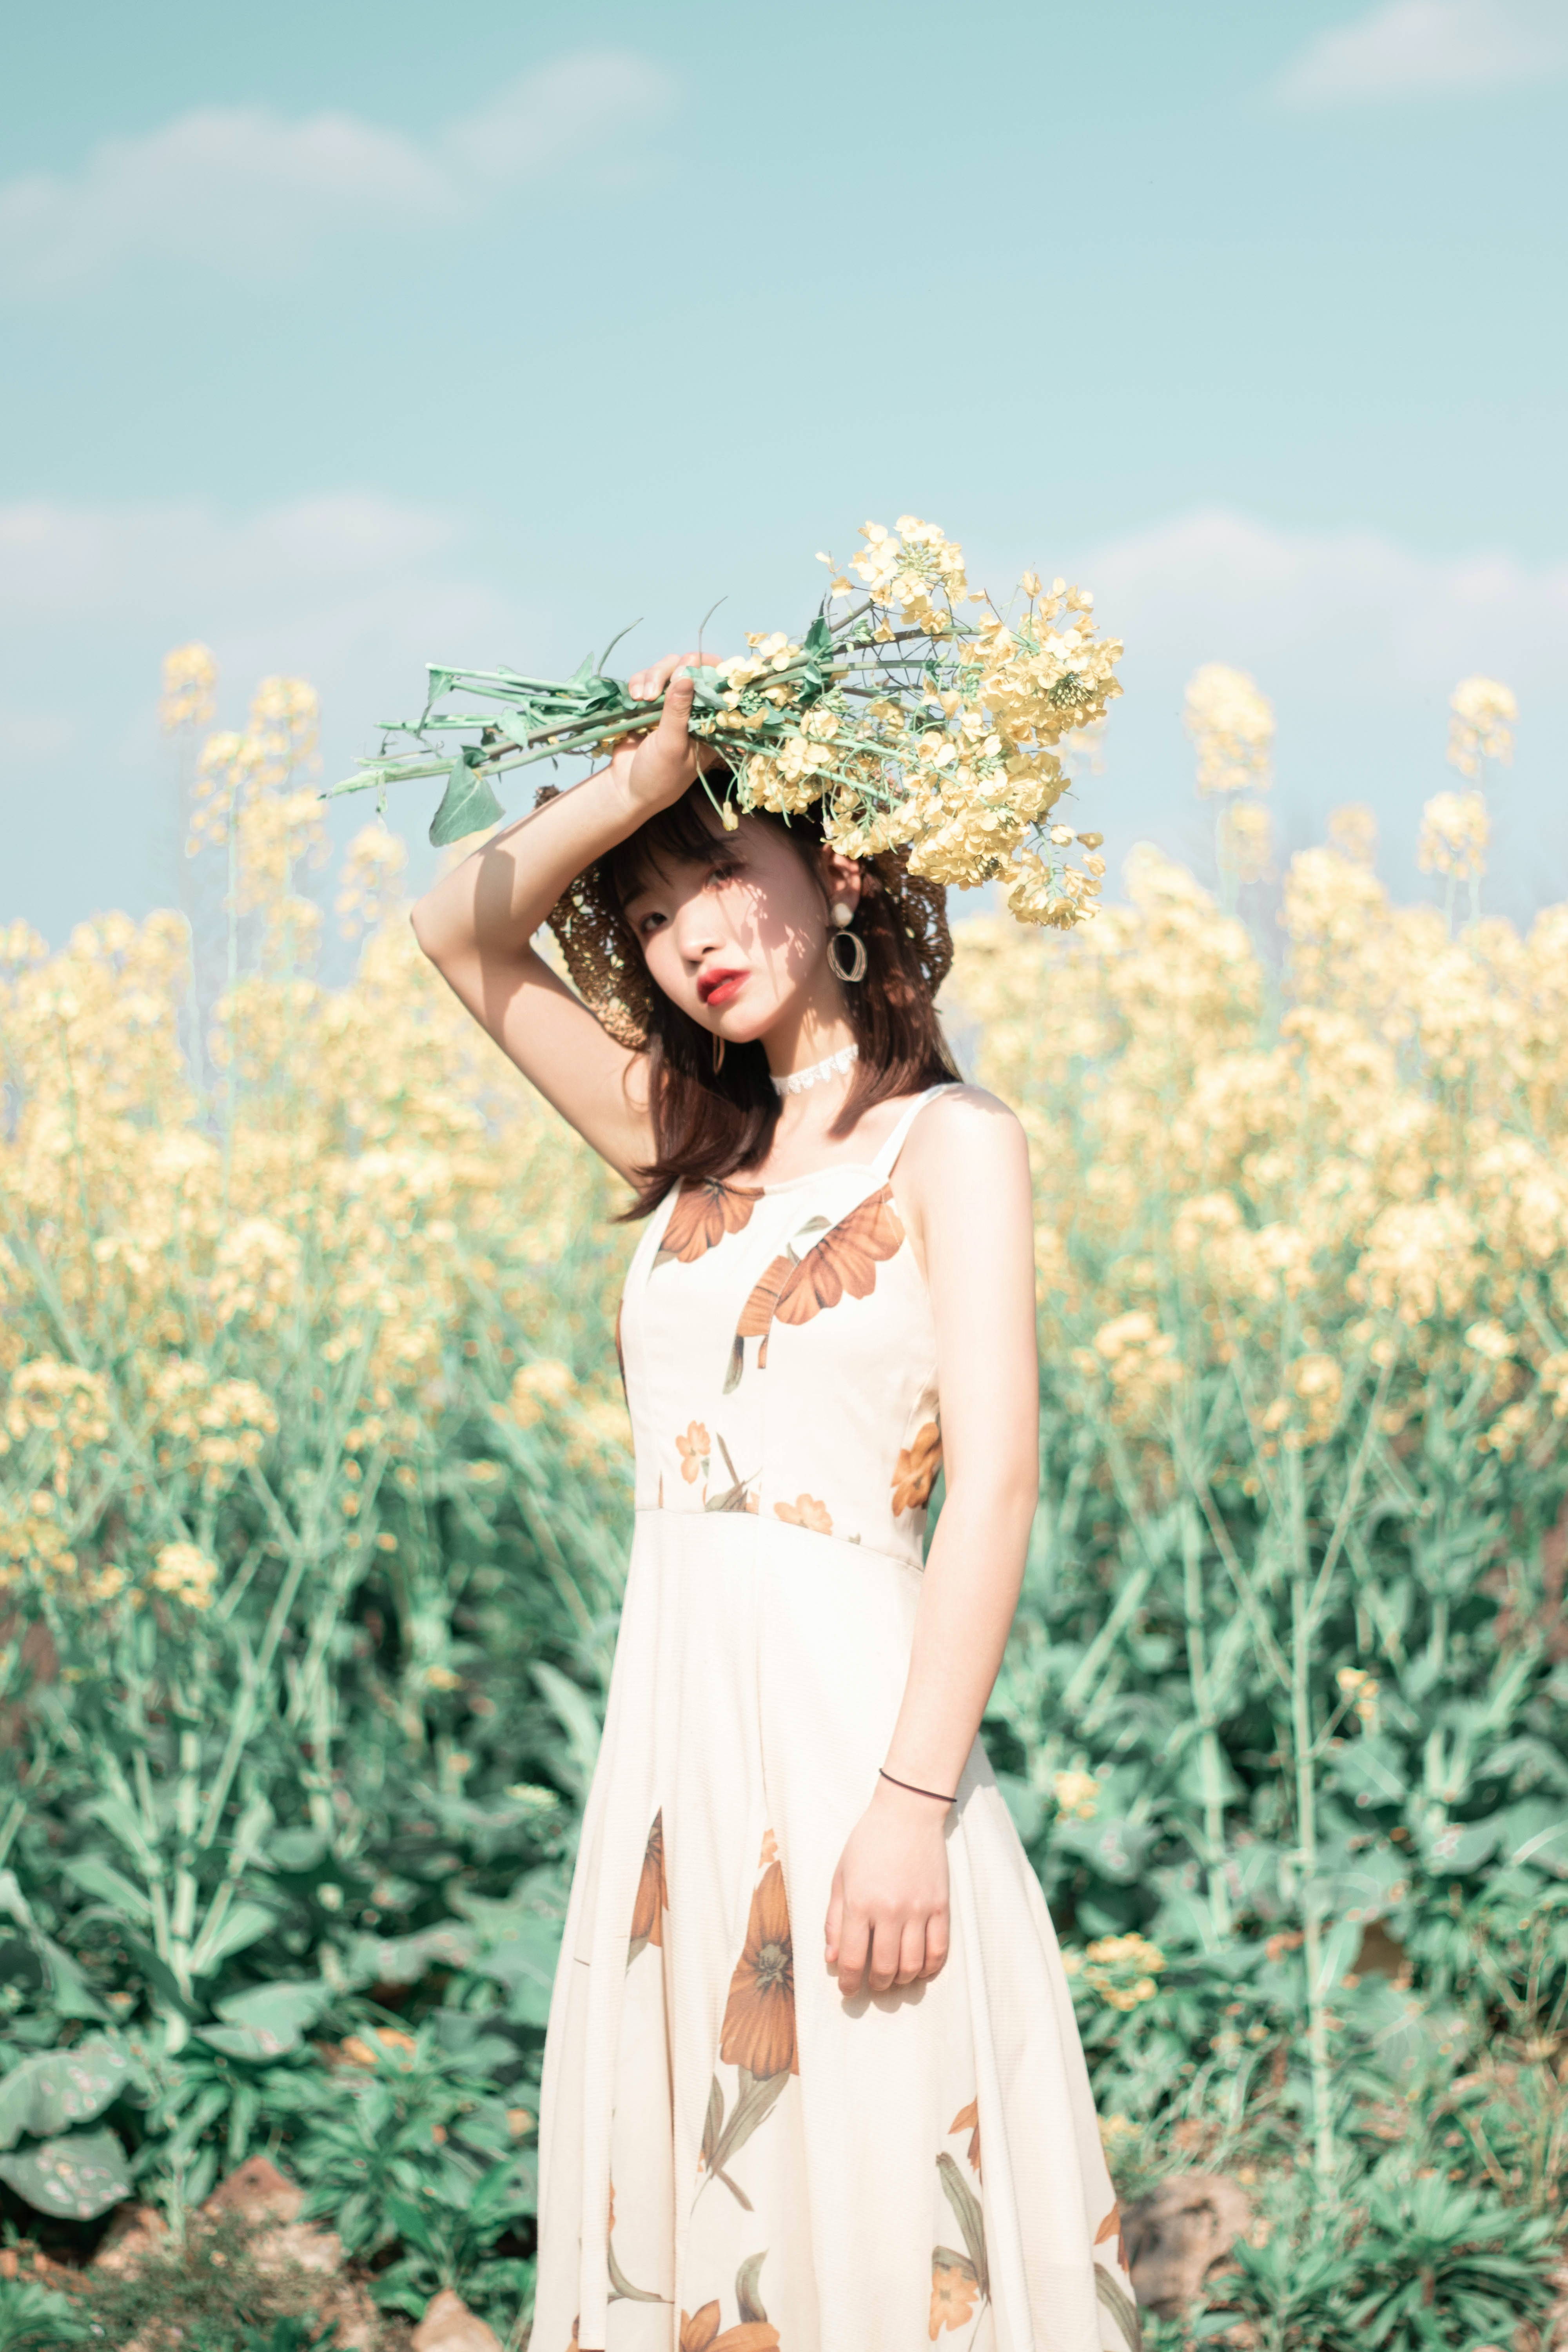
[{"xmin": 818, "ymin": 846, "xmax": 865, "ymax": 914}]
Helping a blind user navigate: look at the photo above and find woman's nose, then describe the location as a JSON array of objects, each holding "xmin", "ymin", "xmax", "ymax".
[{"xmin": 673, "ymin": 897, "xmax": 726, "ymax": 964}]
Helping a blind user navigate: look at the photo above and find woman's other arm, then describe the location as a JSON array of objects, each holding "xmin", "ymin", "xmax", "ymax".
[
  {"xmin": 824, "ymin": 1089, "xmax": 1040, "ymax": 1996},
  {"xmin": 409, "ymin": 654, "xmax": 708, "ymax": 1182}
]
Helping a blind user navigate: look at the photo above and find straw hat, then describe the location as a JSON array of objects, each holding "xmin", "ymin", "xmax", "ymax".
[{"xmin": 534, "ymin": 782, "xmax": 954, "ymax": 1051}]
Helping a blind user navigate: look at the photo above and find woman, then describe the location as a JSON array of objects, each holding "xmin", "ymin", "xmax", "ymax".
[{"xmin": 412, "ymin": 654, "xmax": 1136, "ymax": 2352}]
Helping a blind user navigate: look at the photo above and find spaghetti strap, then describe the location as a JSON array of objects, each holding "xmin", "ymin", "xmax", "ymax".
[{"xmin": 867, "ymin": 1080, "xmax": 962, "ymax": 1184}]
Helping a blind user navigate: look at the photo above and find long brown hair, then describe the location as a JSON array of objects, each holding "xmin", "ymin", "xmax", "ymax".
[{"xmin": 603, "ymin": 782, "xmax": 960, "ymax": 1218}]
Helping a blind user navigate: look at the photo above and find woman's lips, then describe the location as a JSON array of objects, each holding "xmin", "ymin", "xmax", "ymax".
[{"xmin": 701, "ymin": 971, "xmax": 748, "ymax": 1009}]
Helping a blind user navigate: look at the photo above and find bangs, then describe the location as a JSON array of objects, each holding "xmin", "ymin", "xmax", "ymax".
[{"xmin": 605, "ymin": 773, "xmax": 750, "ymax": 909}]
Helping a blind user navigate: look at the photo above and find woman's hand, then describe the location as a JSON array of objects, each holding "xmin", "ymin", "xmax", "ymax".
[
  {"xmin": 612, "ymin": 649, "xmax": 722, "ymax": 811},
  {"xmin": 824, "ymin": 1778, "xmax": 951, "ymax": 1997}
]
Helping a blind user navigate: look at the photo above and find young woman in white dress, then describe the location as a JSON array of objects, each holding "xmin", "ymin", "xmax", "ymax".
[{"xmin": 411, "ymin": 654, "xmax": 1136, "ymax": 2352}]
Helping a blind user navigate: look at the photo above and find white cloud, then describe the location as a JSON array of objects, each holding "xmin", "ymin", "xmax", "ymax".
[
  {"xmin": 0, "ymin": 50, "xmax": 677, "ymax": 294},
  {"xmin": 0, "ymin": 493, "xmax": 461, "ymax": 619},
  {"xmin": 1083, "ymin": 507, "xmax": 1568, "ymax": 696},
  {"xmin": 1276, "ymin": 0, "xmax": 1568, "ymax": 103},
  {"xmin": 443, "ymin": 51, "xmax": 677, "ymax": 188}
]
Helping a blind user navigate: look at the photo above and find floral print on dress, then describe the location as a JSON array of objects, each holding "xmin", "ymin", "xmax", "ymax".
[
  {"xmin": 773, "ymin": 1494, "xmax": 832, "ymax": 1534},
  {"xmin": 697, "ymin": 1834, "xmax": 798, "ymax": 2212},
  {"xmin": 1094, "ymin": 2202, "xmax": 1143, "ymax": 2350},
  {"xmin": 892, "ymin": 1418, "xmax": 943, "ymax": 1514},
  {"xmin": 720, "ymin": 1857, "xmax": 797, "ymax": 2080},
  {"xmin": 949, "ymin": 2097, "xmax": 981, "ymax": 2180},
  {"xmin": 703, "ymin": 1431, "xmax": 760, "ymax": 1515},
  {"xmin": 680, "ymin": 2252, "xmax": 779, "ymax": 2350},
  {"xmin": 627, "ymin": 1809, "xmax": 668, "ymax": 1967},
  {"xmin": 930, "ymin": 2106, "xmax": 989, "ymax": 2342},
  {"xmin": 678, "ymin": 1421, "xmax": 712, "ymax": 1486},
  {"xmin": 725, "ymin": 1185, "xmax": 905, "ymax": 1390},
  {"xmin": 657, "ymin": 1178, "xmax": 762, "ymax": 1269}
]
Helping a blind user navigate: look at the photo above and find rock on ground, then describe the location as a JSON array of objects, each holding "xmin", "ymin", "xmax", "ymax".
[
  {"xmin": 412, "ymin": 2290, "xmax": 505, "ymax": 2352},
  {"xmin": 1123, "ymin": 2171, "xmax": 1252, "ymax": 2317}
]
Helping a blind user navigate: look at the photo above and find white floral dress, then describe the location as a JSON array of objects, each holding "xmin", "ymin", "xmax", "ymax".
[{"xmin": 534, "ymin": 1085, "xmax": 1138, "ymax": 2352}]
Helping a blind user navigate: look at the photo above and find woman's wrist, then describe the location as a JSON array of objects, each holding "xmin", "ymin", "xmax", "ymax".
[{"xmin": 876, "ymin": 1766, "xmax": 956, "ymax": 1810}]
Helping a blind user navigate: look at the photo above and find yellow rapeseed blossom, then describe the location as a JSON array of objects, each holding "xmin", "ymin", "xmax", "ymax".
[
  {"xmin": 150, "ymin": 1541, "xmax": 219, "ymax": 1609},
  {"xmin": 1418, "ymin": 791, "xmax": 1488, "ymax": 883},
  {"xmin": 1053, "ymin": 1770, "xmax": 1100, "ymax": 1821},
  {"xmin": 1082, "ymin": 1934, "xmax": 1167, "ymax": 2011},
  {"xmin": 1327, "ymin": 804, "xmax": 1378, "ymax": 866},
  {"xmin": 1183, "ymin": 664, "xmax": 1274, "ymax": 796},
  {"xmin": 338, "ymin": 824, "xmax": 410, "ymax": 941},
  {"xmin": 160, "ymin": 643, "xmax": 218, "ymax": 734},
  {"xmin": 1218, "ymin": 799, "xmax": 1273, "ymax": 885},
  {"xmin": 1447, "ymin": 676, "xmax": 1516, "ymax": 780}
]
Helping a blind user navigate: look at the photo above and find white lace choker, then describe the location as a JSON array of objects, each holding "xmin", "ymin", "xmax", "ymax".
[{"xmin": 770, "ymin": 1043, "xmax": 860, "ymax": 1096}]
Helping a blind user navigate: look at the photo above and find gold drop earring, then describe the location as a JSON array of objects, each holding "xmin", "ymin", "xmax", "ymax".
[{"xmin": 827, "ymin": 899, "xmax": 867, "ymax": 983}]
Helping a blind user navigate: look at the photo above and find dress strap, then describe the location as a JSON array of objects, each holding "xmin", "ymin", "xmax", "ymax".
[{"xmin": 868, "ymin": 1082, "xmax": 962, "ymax": 1185}]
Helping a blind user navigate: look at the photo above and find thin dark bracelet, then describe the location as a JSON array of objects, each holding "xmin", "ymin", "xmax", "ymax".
[{"xmin": 878, "ymin": 1767, "xmax": 956, "ymax": 1806}]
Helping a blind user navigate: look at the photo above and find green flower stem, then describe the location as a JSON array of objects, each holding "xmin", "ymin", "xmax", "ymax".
[{"xmin": 1182, "ymin": 1495, "xmax": 1233, "ymax": 1940}]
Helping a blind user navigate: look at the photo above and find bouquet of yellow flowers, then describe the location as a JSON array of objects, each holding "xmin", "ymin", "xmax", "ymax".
[{"xmin": 330, "ymin": 516, "xmax": 1123, "ymax": 928}]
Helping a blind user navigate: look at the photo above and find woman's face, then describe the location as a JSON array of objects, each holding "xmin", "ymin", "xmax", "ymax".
[{"xmin": 618, "ymin": 812, "xmax": 860, "ymax": 1044}]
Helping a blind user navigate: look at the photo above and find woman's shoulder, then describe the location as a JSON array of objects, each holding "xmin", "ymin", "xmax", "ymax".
[{"xmin": 901, "ymin": 1082, "xmax": 1028, "ymax": 1183}]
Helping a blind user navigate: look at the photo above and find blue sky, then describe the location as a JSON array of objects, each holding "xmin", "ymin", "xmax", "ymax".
[{"xmin": 4, "ymin": 0, "xmax": 1566, "ymax": 948}]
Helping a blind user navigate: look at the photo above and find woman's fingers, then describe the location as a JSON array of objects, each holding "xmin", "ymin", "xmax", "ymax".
[
  {"xmin": 834, "ymin": 1907, "xmax": 871, "ymax": 1996},
  {"xmin": 866, "ymin": 1913, "xmax": 906, "ymax": 1995},
  {"xmin": 628, "ymin": 648, "xmax": 710, "ymax": 701},
  {"xmin": 654, "ymin": 669, "xmax": 696, "ymax": 748},
  {"xmin": 823, "ymin": 1877, "xmax": 844, "ymax": 1969},
  {"xmin": 834, "ymin": 1904, "xmax": 947, "ymax": 1996}
]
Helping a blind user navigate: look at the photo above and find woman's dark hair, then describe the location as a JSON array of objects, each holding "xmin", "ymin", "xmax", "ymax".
[{"xmin": 604, "ymin": 779, "xmax": 960, "ymax": 1218}]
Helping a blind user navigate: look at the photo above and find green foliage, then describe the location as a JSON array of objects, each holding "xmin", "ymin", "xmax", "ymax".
[
  {"xmin": 0, "ymin": 2281, "xmax": 92, "ymax": 2351},
  {"xmin": 371, "ymin": 2160, "xmax": 536, "ymax": 2324}
]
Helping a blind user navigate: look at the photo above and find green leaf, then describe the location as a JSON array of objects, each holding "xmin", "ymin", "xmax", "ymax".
[
  {"xmin": 1323, "ymin": 1844, "xmax": 1411, "ymax": 1924},
  {"xmin": 428, "ymin": 753, "xmax": 505, "ymax": 848},
  {"xmin": 710, "ymin": 2067, "xmax": 789, "ymax": 2181},
  {"xmin": 0, "ymin": 2040, "xmax": 129, "ymax": 2152},
  {"xmin": 1496, "ymin": 1796, "xmax": 1568, "ymax": 1877},
  {"xmin": 476, "ymin": 1915, "xmax": 561, "ymax": 2027},
  {"xmin": 700, "ymin": 2076, "xmax": 723, "ymax": 2175},
  {"xmin": 530, "ymin": 1664, "xmax": 603, "ymax": 1795},
  {"xmin": 1423, "ymin": 1816, "xmax": 1502, "ymax": 1874},
  {"xmin": 1309, "ymin": 1914, "xmax": 1363, "ymax": 2004},
  {"xmin": 735, "ymin": 2251, "xmax": 769, "ymax": 2323},
  {"xmin": 341, "ymin": 1921, "xmax": 477, "ymax": 1990},
  {"xmin": 1331, "ymin": 1735, "xmax": 1408, "ymax": 1810},
  {"xmin": 268, "ymin": 1827, "xmax": 330, "ymax": 1873},
  {"xmin": 385, "ymin": 2193, "xmax": 440, "ymax": 2258},
  {"xmin": 0, "ymin": 2277, "xmax": 95, "ymax": 2345},
  {"xmin": 607, "ymin": 2236, "xmax": 665, "ymax": 2304},
  {"xmin": 195, "ymin": 1980, "xmax": 331, "ymax": 2060},
  {"xmin": 190, "ymin": 1899, "xmax": 278, "ymax": 1976},
  {"xmin": 1096, "ymin": 2262, "xmax": 1144, "ymax": 2352},
  {"xmin": 936, "ymin": 2151, "xmax": 989, "ymax": 2296},
  {"xmin": 58, "ymin": 1855, "xmax": 153, "ymax": 1926},
  {"xmin": 0, "ymin": 2127, "xmax": 131, "ymax": 2220}
]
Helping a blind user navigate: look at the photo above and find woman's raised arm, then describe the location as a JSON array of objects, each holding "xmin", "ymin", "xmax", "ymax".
[{"xmin": 408, "ymin": 653, "xmax": 710, "ymax": 1182}]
